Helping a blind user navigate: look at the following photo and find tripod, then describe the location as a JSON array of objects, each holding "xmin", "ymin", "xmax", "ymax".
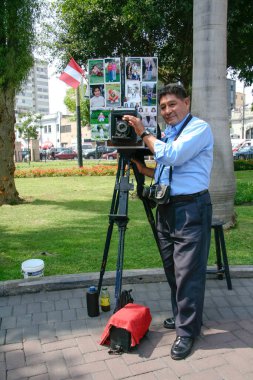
[{"xmin": 97, "ymin": 150, "xmax": 161, "ymax": 312}]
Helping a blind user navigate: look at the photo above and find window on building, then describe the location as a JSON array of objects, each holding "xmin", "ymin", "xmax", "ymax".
[
  {"xmin": 61, "ymin": 125, "xmax": 71, "ymax": 133},
  {"xmin": 246, "ymin": 128, "xmax": 253, "ymax": 139},
  {"xmin": 44, "ymin": 126, "xmax": 47, "ymax": 133},
  {"xmin": 48, "ymin": 125, "xmax": 51, "ymax": 133}
]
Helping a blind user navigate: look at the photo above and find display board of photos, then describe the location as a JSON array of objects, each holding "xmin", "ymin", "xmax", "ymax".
[{"xmin": 88, "ymin": 57, "xmax": 158, "ymax": 141}]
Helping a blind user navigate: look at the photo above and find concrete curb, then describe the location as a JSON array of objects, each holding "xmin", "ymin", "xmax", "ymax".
[{"xmin": 1, "ymin": 266, "xmax": 253, "ymax": 296}]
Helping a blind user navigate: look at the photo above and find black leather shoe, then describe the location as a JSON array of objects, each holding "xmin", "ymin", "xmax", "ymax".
[
  {"xmin": 171, "ymin": 336, "xmax": 194, "ymax": 360},
  {"xmin": 163, "ymin": 317, "xmax": 175, "ymax": 329}
]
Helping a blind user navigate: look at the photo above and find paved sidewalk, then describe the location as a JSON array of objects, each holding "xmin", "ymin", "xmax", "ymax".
[{"xmin": 1, "ymin": 277, "xmax": 253, "ymax": 380}]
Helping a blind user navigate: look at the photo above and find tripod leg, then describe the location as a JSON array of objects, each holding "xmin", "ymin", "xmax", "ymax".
[
  {"xmin": 113, "ymin": 157, "xmax": 132, "ymax": 312},
  {"xmin": 97, "ymin": 156, "xmax": 124, "ymax": 294},
  {"xmin": 114, "ymin": 225, "xmax": 127, "ymax": 312}
]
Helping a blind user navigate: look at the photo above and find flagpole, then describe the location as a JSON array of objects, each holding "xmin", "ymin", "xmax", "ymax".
[{"xmin": 76, "ymin": 86, "xmax": 83, "ymax": 167}]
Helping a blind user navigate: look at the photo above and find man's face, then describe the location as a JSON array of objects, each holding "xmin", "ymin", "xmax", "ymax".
[{"xmin": 159, "ymin": 94, "xmax": 190, "ymax": 126}]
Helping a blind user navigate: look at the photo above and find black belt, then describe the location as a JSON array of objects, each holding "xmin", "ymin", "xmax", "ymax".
[{"xmin": 169, "ymin": 190, "xmax": 208, "ymax": 203}]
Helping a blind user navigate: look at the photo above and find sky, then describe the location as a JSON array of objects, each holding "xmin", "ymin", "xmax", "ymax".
[{"xmin": 48, "ymin": 63, "xmax": 68, "ymax": 114}]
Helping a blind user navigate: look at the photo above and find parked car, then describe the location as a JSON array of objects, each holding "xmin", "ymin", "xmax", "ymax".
[
  {"xmin": 48, "ymin": 147, "xmax": 64, "ymax": 159},
  {"xmin": 82, "ymin": 146, "xmax": 116, "ymax": 159},
  {"xmin": 83, "ymin": 148, "xmax": 98, "ymax": 159},
  {"xmin": 97, "ymin": 146, "xmax": 116, "ymax": 154},
  {"xmin": 102, "ymin": 150, "xmax": 118, "ymax": 160},
  {"xmin": 82, "ymin": 143, "xmax": 93, "ymax": 150},
  {"xmin": 55, "ymin": 148, "xmax": 77, "ymax": 160},
  {"xmin": 231, "ymin": 139, "xmax": 253, "ymax": 153},
  {"xmin": 233, "ymin": 146, "xmax": 253, "ymax": 160},
  {"xmin": 21, "ymin": 149, "xmax": 31, "ymax": 161}
]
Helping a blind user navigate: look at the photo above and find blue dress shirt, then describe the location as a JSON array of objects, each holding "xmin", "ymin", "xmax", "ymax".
[{"xmin": 153, "ymin": 113, "xmax": 214, "ymax": 195}]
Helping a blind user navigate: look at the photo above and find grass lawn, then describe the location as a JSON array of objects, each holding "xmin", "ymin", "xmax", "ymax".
[{"xmin": 0, "ymin": 169, "xmax": 252, "ymax": 281}]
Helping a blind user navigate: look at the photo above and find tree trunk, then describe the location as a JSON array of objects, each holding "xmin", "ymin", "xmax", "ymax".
[
  {"xmin": 192, "ymin": 0, "xmax": 236, "ymax": 226},
  {"xmin": 0, "ymin": 88, "xmax": 22, "ymax": 205}
]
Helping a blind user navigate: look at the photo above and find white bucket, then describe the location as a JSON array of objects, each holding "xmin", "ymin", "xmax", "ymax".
[{"xmin": 21, "ymin": 259, "xmax": 45, "ymax": 279}]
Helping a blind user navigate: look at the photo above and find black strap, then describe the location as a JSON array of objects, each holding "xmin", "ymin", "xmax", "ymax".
[{"xmin": 155, "ymin": 114, "xmax": 193, "ymax": 185}]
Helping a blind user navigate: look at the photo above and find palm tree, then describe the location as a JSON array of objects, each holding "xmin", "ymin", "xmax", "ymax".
[{"xmin": 191, "ymin": 0, "xmax": 236, "ymax": 226}]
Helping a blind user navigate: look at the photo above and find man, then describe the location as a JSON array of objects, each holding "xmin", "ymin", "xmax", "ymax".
[{"xmin": 123, "ymin": 83, "xmax": 213, "ymax": 360}]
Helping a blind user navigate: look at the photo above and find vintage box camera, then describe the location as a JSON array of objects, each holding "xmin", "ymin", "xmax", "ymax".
[{"xmin": 110, "ymin": 109, "xmax": 141, "ymax": 146}]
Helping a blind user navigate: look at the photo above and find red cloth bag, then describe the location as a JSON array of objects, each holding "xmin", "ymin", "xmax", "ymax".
[{"xmin": 100, "ymin": 303, "xmax": 152, "ymax": 348}]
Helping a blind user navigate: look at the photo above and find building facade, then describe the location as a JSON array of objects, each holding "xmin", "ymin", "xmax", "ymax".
[
  {"xmin": 230, "ymin": 107, "xmax": 253, "ymax": 139},
  {"xmin": 39, "ymin": 113, "xmax": 92, "ymax": 149},
  {"xmin": 39, "ymin": 112, "xmax": 61, "ymax": 148},
  {"xmin": 227, "ymin": 78, "xmax": 236, "ymax": 116},
  {"xmin": 15, "ymin": 60, "xmax": 49, "ymax": 116}
]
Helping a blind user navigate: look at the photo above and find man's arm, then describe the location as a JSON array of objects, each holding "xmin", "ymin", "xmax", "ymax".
[
  {"xmin": 131, "ymin": 159, "xmax": 155, "ymax": 178},
  {"xmin": 122, "ymin": 115, "xmax": 157, "ymax": 154}
]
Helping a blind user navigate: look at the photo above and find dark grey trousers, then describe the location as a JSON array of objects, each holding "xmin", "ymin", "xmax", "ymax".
[{"xmin": 156, "ymin": 191, "xmax": 212, "ymax": 337}]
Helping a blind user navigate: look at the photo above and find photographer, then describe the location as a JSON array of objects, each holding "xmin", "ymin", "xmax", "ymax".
[{"xmin": 123, "ymin": 83, "xmax": 213, "ymax": 360}]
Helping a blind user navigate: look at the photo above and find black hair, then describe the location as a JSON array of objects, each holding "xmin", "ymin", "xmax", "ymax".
[
  {"xmin": 92, "ymin": 86, "xmax": 101, "ymax": 95},
  {"xmin": 158, "ymin": 83, "xmax": 188, "ymax": 104}
]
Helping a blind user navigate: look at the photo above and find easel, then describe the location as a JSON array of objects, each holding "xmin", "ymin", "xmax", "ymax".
[{"xmin": 97, "ymin": 149, "xmax": 160, "ymax": 312}]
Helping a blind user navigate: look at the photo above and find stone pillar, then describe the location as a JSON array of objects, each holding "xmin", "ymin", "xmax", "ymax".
[{"xmin": 30, "ymin": 139, "xmax": 40, "ymax": 162}]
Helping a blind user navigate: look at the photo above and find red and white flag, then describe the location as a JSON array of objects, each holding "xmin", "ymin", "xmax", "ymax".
[{"xmin": 59, "ymin": 58, "xmax": 84, "ymax": 88}]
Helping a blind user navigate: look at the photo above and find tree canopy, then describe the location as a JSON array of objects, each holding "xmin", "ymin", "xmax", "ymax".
[
  {"xmin": 44, "ymin": 0, "xmax": 253, "ymax": 89},
  {"xmin": 64, "ymin": 86, "xmax": 90, "ymax": 126},
  {"xmin": 0, "ymin": 0, "xmax": 42, "ymax": 91}
]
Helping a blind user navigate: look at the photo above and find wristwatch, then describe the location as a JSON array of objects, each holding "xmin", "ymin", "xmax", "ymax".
[{"xmin": 140, "ymin": 130, "xmax": 152, "ymax": 139}]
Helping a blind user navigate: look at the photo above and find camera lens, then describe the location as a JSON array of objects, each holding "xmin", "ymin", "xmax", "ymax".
[{"xmin": 116, "ymin": 121, "xmax": 128, "ymax": 133}]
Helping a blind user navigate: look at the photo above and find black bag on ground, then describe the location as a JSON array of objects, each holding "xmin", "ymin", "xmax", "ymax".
[
  {"xmin": 109, "ymin": 326, "xmax": 131, "ymax": 354},
  {"xmin": 119, "ymin": 289, "xmax": 134, "ymax": 309}
]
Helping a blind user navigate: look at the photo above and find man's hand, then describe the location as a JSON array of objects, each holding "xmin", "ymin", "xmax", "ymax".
[
  {"xmin": 122, "ymin": 115, "xmax": 145, "ymax": 137},
  {"xmin": 122, "ymin": 114, "xmax": 157, "ymax": 154}
]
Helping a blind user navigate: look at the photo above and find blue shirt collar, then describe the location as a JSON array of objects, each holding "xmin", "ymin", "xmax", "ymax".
[{"xmin": 164, "ymin": 113, "xmax": 190, "ymax": 139}]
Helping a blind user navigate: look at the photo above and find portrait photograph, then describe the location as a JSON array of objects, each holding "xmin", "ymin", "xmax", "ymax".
[
  {"xmin": 142, "ymin": 57, "xmax": 158, "ymax": 82},
  {"xmin": 88, "ymin": 59, "xmax": 104, "ymax": 84},
  {"xmin": 125, "ymin": 80, "xmax": 141, "ymax": 105},
  {"xmin": 90, "ymin": 84, "xmax": 105, "ymax": 109},
  {"xmin": 105, "ymin": 83, "xmax": 121, "ymax": 107},
  {"xmin": 105, "ymin": 58, "xmax": 121, "ymax": 83},
  {"xmin": 125, "ymin": 57, "xmax": 142, "ymax": 81},
  {"xmin": 91, "ymin": 124, "xmax": 109, "ymax": 141},
  {"xmin": 141, "ymin": 82, "xmax": 157, "ymax": 107},
  {"xmin": 90, "ymin": 109, "xmax": 111, "ymax": 125}
]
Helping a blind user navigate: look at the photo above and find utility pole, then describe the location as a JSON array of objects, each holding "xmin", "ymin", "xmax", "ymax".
[
  {"xmin": 76, "ymin": 87, "xmax": 83, "ymax": 167},
  {"xmin": 242, "ymin": 83, "xmax": 245, "ymax": 139}
]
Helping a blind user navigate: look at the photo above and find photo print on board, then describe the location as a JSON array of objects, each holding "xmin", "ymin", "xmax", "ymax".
[
  {"xmin": 90, "ymin": 109, "xmax": 110, "ymax": 125},
  {"xmin": 142, "ymin": 57, "xmax": 158, "ymax": 82},
  {"xmin": 125, "ymin": 57, "xmax": 142, "ymax": 81},
  {"xmin": 141, "ymin": 82, "xmax": 157, "ymax": 107},
  {"xmin": 105, "ymin": 83, "xmax": 121, "ymax": 108},
  {"xmin": 125, "ymin": 80, "xmax": 141, "ymax": 107},
  {"xmin": 90, "ymin": 109, "xmax": 110, "ymax": 141},
  {"xmin": 137, "ymin": 105, "xmax": 157, "ymax": 135},
  {"xmin": 105, "ymin": 58, "xmax": 121, "ymax": 83},
  {"xmin": 90, "ymin": 84, "xmax": 106, "ymax": 108},
  {"xmin": 91, "ymin": 123, "xmax": 109, "ymax": 141},
  {"xmin": 88, "ymin": 59, "xmax": 104, "ymax": 84}
]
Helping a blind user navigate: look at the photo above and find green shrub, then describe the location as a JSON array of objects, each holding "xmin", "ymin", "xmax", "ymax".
[
  {"xmin": 235, "ymin": 182, "xmax": 253, "ymax": 205},
  {"xmin": 234, "ymin": 159, "xmax": 253, "ymax": 171}
]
